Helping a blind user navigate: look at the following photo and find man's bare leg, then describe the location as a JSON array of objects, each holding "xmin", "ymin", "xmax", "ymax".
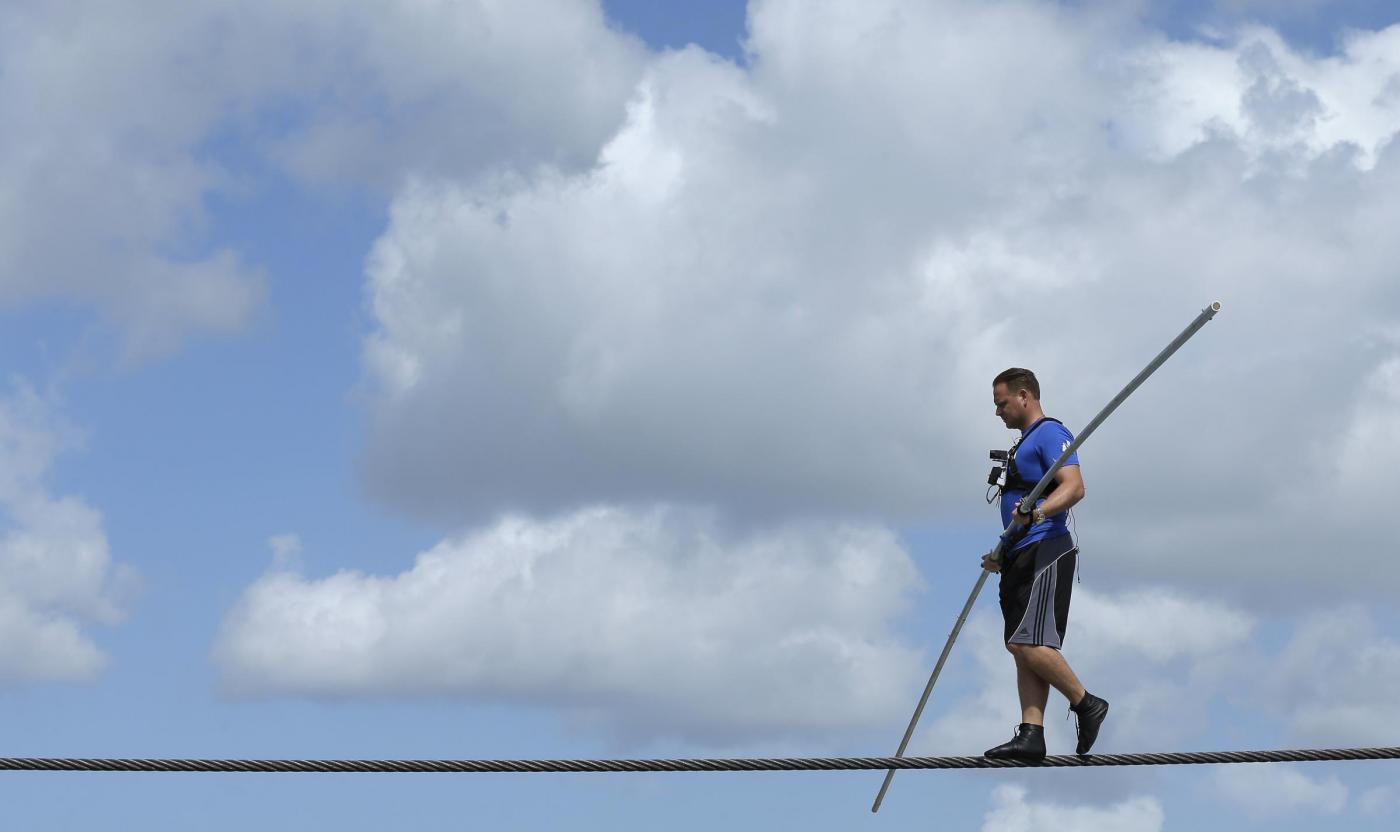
[
  {"xmin": 1009, "ymin": 644, "xmax": 1087, "ymax": 722},
  {"xmin": 1014, "ymin": 656, "xmax": 1050, "ymax": 724}
]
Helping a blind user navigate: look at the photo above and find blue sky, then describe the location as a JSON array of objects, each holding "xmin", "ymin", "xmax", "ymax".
[{"xmin": 2, "ymin": 1, "xmax": 1400, "ymax": 829}]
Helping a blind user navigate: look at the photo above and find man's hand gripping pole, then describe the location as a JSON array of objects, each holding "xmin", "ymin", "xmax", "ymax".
[{"xmin": 870, "ymin": 302, "xmax": 1222, "ymax": 814}]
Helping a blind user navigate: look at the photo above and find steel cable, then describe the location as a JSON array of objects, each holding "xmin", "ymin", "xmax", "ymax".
[{"xmin": 1, "ymin": 746, "xmax": 1397, "ymax": 774}]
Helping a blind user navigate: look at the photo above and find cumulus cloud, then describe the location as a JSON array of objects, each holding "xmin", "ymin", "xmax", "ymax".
[
  {"xmin": 1262, "ymin": 606, "xmax": 1400, "ymax": 746},
  {"xmin": 191, "ymin": 0, "xmax": 1400, "ymax": 749},
  {"xmin": 1, "ymin": 2, "xmax": 263, "ymax": 359},
  {"xmin": 918, "ymin": 586, "xmax": 1253, "ymax": 756},
  {"xmin": 921, "ymin": 588, "xmax": 1400, "ymax": 775},
  {"xmin": 358, "ymin": 0, "xmax": 1123, "ymax": 525},
  {"xmin": 1127, "ymin": 24, "xmax": 1400, "ymax": 164},
  {"xmin": 0, "ymin": 0, "xmax": 645, "ymax": 359},
  {"xmin": 981, "ymin": 784, "xmax": 1165, "ymax": 832},
  {"xmin": 1214, "ymin": 764, "xmax": 1347, "ymax": 818},
  {"xmin": 0, "ymin": 383, "xmax": 136, "ymax": 683},
  {"xmin": 215, "ymin": 505, "xmax": 924, "ymax": 744},
  {"xmin": 910, "ymin": 585, "xmax": 1398, "ymax": 821},
  {"xmin": 352, "ymin": 0, "xmax": 1400, "ymax": 606}
]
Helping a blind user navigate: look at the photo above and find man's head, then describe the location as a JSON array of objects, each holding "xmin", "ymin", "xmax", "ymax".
[{"xmin": 992, "ymin": 367, "xmax": 1043, "ymax": 430}]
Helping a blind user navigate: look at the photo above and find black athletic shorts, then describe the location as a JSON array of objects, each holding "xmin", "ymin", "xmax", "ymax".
[{"xmin": 999, "ymin": 532, "xmax": 1078, "ymax": 648}]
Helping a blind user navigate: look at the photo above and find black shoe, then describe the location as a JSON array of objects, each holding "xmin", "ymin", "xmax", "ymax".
[
  {"xmin": 1071, "ymin": 692, "xmax": 1109, "ymax": 755},
  {"xmin": 984, "ymin": 723, "xmax": 1046, "ymax": 762}
]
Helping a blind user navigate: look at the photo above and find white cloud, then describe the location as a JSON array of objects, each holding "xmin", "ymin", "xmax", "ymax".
[
  {"xmin": 0, "ymin": 0, "xmax": 645, "ymax": 359},
  {"xmin": 1069, "ymin": 588, "xmax": 1255, "ymax": 664},
  {"xmin": 1128, "ymin": 25, "xmax": 1400, "ymax": 166},
  {"xmin": 981, "ymin": 784, "xmax": 1165, "ymax": 832},
  {"xmin": 0, "ymin": 1, "xmax": 265, "ymax": 360},
  {"xmin": 350, "ymin": 0, "xmax": 1400, "ymax": 605},
  {"xmin": 1214, "ymin": 764, "xmax": 1347, "ymax": 818},
  {"xmin": 359, "ymin": 0, "xmax": 1129, "ymax": 525},
  {"xmin": 919, "ymin": 586, "xmax": 1253, "ymax": 756},
  {"xmin": 1326, "ymin": 355, "xmax": 1400, "ymax": 518},
  {"xmin": 249, "ymin": 0, "xmax": 648, "ymax": 190},
  {"xmin": 180, "ymin": 0, "xmax": 1400, "ymax": 749},
  {"xmin": 0, "ymin": 383, "xmax": 136, "ymax": 684},
  {"xmin": 914, "ymin": 586, "xmax": 1397, "ymax": 816},
  {"xmin": 1263, "ymin": 606, "xmax": 1400, "ymax": 746},
  {"xmin": 215, "ymin": 505, "xmax": 924, "ymax": 744}
]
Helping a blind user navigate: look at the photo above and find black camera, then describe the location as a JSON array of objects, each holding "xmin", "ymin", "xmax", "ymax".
[{"xmin": 987, "ymin": 449, "xmax": 1009, "ymax": 486}]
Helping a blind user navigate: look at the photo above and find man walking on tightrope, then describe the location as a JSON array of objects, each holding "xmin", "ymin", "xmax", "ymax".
[{"xmin": 980, "ymin": 368, "xmax": 1109, "ymax": 761}]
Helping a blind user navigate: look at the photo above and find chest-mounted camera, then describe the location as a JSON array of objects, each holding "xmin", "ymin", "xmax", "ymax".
[{"xmin": 987, "ymin": 449, "xmax": 1009, "ymax": 488}]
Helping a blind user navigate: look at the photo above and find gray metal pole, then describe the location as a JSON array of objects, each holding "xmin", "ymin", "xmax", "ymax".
[{"xmin": 871, "ymin": 301, "xmax": 1222, "ymax": 813}]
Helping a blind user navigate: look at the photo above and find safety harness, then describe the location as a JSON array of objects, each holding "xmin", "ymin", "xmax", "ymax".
[{"xmin": 989, "ymin": 417, "xmax": 1063, "ymax": 503}]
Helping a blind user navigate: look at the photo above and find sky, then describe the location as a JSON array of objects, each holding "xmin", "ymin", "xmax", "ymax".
[{"xmin": 2, "ymin": 0, "xmax": 1400, "ymax": 829}]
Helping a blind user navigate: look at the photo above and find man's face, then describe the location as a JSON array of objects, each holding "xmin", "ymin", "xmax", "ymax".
[{"xmin": 993, "ymin": 383, "xmax": 1029, "ymax": 429}]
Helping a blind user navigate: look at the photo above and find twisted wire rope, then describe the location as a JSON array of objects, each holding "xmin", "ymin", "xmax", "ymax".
[{"xmin": 2, "ymin": 747, "xmax": 1397, "ymax": 774}]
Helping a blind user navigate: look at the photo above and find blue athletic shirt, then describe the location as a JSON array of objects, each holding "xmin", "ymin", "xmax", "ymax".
[{"xmin": 1000, "ymin": 417, "xmax": 1079, "ymax": 550}]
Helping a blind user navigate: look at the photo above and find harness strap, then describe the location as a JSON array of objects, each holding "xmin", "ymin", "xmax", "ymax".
[{"xmin": 1001, "ymin": 417, "xmax": 1063, "ymax": 498}]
